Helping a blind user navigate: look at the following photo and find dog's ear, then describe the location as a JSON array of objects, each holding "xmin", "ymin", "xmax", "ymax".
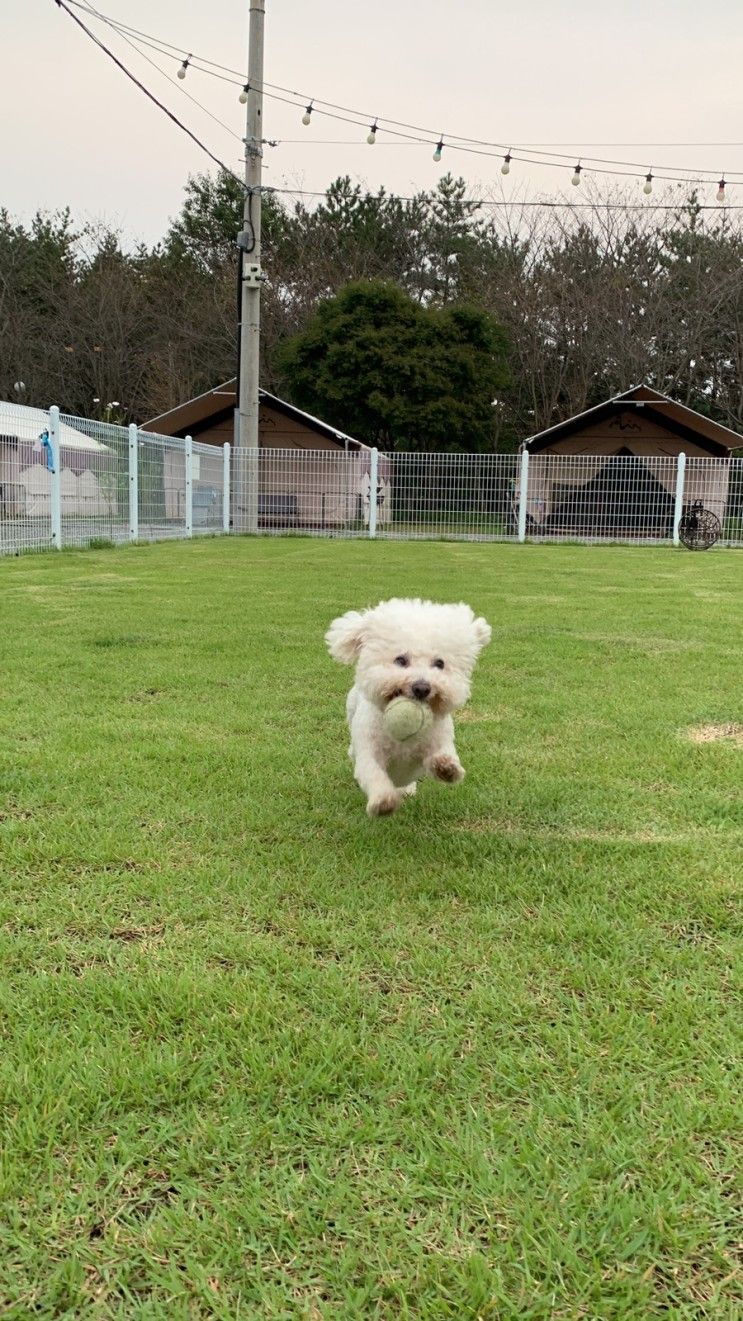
[
  {"xmin": 472, "ymin": 616, "xmax": 492, "ymax": 653},
  {"xmin": 325, "ymin": 609, "xmax": 368, "ymax": 664}
]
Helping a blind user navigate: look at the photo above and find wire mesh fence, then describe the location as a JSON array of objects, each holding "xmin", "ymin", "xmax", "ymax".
[
  {"xmin": 232, "ymin": 446, "xmax": 371, "ymax": 537},
  {"xmin": 382, "ymin": 453, "xmax": 520, "ymax": 541},
  {"xmin": 1, "ymin": 403, "xmax": 742, "ymax": 556},
  {"xmin": 722, "ymin": 458, "xmax": 743, "ymax": 546},
  {"xmin": 192, "ymin": 439, "xmax": 226, "ymax": 534},
  {"xmin": 524, "ymin": 453, "xmax": 682, "ymax": 543},
  {"xmin": 0, "ymin": 403, "xmax": 56, "ymax": 554},
  {"xmin": 138, "ymin": 429, "xmax": 187, "ymax": 541},
  {"xmin": 687, "ymin": 456, "xmax": 743, "ymax": 546},
  {"xmin": 58, "ymin": 413, "xmax": 130, "ymax": 546}
]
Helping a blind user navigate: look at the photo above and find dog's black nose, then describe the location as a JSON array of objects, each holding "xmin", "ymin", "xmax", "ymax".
[{"xmin": 411, "ymin": 680, "xmax": 431, "ymax": 701}]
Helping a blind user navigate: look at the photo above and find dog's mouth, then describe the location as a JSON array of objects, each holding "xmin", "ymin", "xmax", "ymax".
[
  {"xmin": 386, "ymin": 686, "xmax": 428, "ymax": 704},
  {"xmin": 385, "ymin": 686, "xmax": 445, "ymax": 715}
]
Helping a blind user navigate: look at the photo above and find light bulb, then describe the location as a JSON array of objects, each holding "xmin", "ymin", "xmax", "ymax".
[
  {"xmin": 433, "ymin": 138, "xmax": 444, "ymax": 163},
  {"xmin": 302, "ymin": 103, "xmax": 313, "ymax": 126},
  {"xmin": 177, "ymin": 56, "xmax": 190, "ymax": 80},
  {"xmin": 239, "ymin": 84, "xmax": 249, "ymax": 104},
  {"xmin": 717, "ymin": 178, "xmax": 726, "ymax": 202},
  {"xmin": 367, "ymin": 120, "xmax": 378, "ymax": 145},
  {"xmin": 571, "ymin": 164, "xmax": 582, "ymax": 186},
  {"xmin": 643, "ymin": 172, "xmax": 653, "ymax": 195},
  {"xmin": 501, "ymin": 152, "xmax": 512, "ymax": 176}
]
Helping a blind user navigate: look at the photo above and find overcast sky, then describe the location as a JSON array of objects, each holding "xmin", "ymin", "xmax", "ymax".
[{"xmin": 4, "ymin": 0, "xmax": 743, "ymax": 245}]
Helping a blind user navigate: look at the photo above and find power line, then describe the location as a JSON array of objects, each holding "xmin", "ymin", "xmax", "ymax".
[
  {"xmin": 68, "ymin": 0, "xmax": 743, "ymax": 188},
  {"xmin": 53, "ymin": 0, "xmax": 743, "ymax": 217},
  {"xmin": 491, "ymin": 143, "xmax": 743, "ymax": 149},
  {"xmin": 54, "ymin": 0, "xmax": 246, "ymax": 188},
  {"xmin": 274, "ymin": 139, "xmax": 743, "ymax": 149},
  {"xmin": 65, "ymin": 0, "xmax": 743, "ymax": 167},
  {"xmin": 270, "ymin": 185, "xmax": 743, "ymax": 211},
  {"xmin": 78, "ymin": 0, "xmax": 243, "ymax": 144}
]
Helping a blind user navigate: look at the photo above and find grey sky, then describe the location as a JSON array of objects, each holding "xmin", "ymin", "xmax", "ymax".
[{"xmin": 4, "ymin": 0, "xmax": 742, "ymax": 244}]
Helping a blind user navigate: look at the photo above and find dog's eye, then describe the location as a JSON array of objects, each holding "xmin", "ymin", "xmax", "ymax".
[
  {"xmin": 432, "ymin": 658, "xmax": 445, "ymax": 670},
  {"xmin": 394, "ymin": 655, "xmax": 409, "ymax": 667}
]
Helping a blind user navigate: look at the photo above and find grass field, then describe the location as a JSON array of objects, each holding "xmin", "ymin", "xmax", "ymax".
[{"xmin": 1, "ymin": 537, "xmax": 741, "ymax": 1319}]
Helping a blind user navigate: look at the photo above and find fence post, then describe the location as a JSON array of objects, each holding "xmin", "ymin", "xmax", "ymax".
[
  {"xmin": 185, "ymin": 435, "xmax": 193, "ymax": 537},
  {"xmin": 368, "ymin": 447, "xmax": 379, "ymax": 539},
  {"xmin": 517, "ymin": 448, "xmax": 529, "ymax": 543},
  {"xmin": 673, "ymin": 451, "xmax": 686, "ymax": 546},
  {"xmin": 128, "ymin": 423, "xmax": 139, "ymax": 542},
  {"xmin": 223, "ymin": 442, "xmax": 231, "ymax": 533},
  {"xmin": 49, "ymin": 405, "xmax": 62, "ymax": 549}
]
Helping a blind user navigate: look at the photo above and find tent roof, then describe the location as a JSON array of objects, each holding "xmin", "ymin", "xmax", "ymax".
[
  {"xmin": 0, "ymin": 402, "xmax": 109, "ymax": 452},
  {"xmin": 143, "ymin": 380, "xmax": 368, "ymax": 450},
  {"xmin": 523, "ymin": 386, "xmax": 743, "ymax": 457}
]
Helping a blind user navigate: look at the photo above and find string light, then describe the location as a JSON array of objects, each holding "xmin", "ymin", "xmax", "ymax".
[
  {"xmin": 66, "ymin": 4, "xmax": 742, "ymax": 170},
  {"xmin": 239, "ymin": 82, "xmax": 250, "ymax": 104},
  {"xmin": 60, "ymin": 1, "xmax": 743, "ymax": 197},
  {"xmin": 501, "ymin": 151, "xmax": 512, "ymax": 175},
  {"xmin": 367, "ymin": 119, "xmax": 378, "ymax": 145},
  {"xmin": 643, "ymin": 171, "xmax": 653, "ymax": 195},
  {"xmin": 571, "ymin": 163, "xmax": 582, "ymax": 186},
  {"xmin": 433, "ymin": 137, "xmax": 444, "ymax": 163}
]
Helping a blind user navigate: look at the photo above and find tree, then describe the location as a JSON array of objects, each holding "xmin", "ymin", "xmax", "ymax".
[
  {"xmin": 165, "ymin": 170, "xmax": 289, "ymax": 274},
  {"xmin": 277, "ymin": 280, "xmax": 509, "ymax": 451},
  {"xmin": 0, "ymin": 208, "xmax": 79, "ymax": 408},
  {"xmin": 3, "ymin": 171, "xmax": 743, "ymax": 451}
]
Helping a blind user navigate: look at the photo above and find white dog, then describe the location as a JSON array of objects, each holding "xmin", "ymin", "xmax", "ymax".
[{"xmin": 326, "ymin": 598, "xmax": 491, "ymax": 816}]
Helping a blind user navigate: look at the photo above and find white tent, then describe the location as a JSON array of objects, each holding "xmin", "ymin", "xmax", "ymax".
[
  {"xmin": 0, "ymin": 402, "xmax": 116, "ymax": 518},
  {"xmin": 0, "ymin": 401, "xmax": 109, "ymax": 451}
]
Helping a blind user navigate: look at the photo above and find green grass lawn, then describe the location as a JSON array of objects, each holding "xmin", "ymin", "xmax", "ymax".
[{"xmin": 1, "ymin": 538, "xmax": 741, "ymax": 1319}]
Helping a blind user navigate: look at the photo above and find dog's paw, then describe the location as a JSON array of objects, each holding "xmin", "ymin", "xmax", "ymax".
[
  {"xmin": 430, "ymin": 755, "xmax": 465, "ymax": 784},
  {"xmin": 367, "ymin": 789, "xmax": 403, "ymax": 817},
  {"xmin": 402, "ymin": 782, "xmax": 418, "ymax": 797}
]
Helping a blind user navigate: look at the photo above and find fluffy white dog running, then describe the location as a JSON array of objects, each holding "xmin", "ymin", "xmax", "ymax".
[{"xmin": 326, "ymin": 598, "xmax": 491, "ymax": 817}]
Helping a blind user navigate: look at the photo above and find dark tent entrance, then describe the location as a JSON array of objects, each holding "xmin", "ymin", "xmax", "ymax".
[{"xmin": 544, "ymin": 450, "xmax": 676, "ymax": 537}]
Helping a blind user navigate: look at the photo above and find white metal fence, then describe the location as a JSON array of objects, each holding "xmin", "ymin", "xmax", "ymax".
[{"xmin": 1, "ymin": 404, "xmax": 742, "ymax": 555}]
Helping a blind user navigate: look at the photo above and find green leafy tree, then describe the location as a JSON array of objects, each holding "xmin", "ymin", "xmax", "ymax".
[
  {"xmin": 165, "ymin": 170, "xmax": 290, "ymax": 274},
  {"xmin": 0, "ymin": 208, "xmax": 79, "ymax": 406},
  {"xmin": 5, "ymin": 169, "xmax": 743, "ymax": 445},
  {"xmin": 277, "ymin": 280, "xmax": 509, "ymax": 451}
]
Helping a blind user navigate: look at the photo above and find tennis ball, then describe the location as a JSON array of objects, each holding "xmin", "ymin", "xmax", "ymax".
[{"xmin": 383, "ymin": 696, "xmax": 434, "ymax": 742}]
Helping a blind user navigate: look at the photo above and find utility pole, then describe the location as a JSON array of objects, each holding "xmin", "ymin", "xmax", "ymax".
[{"xmin": 235, "ymin": 0, "xmax": 265, "ymax": 531}]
